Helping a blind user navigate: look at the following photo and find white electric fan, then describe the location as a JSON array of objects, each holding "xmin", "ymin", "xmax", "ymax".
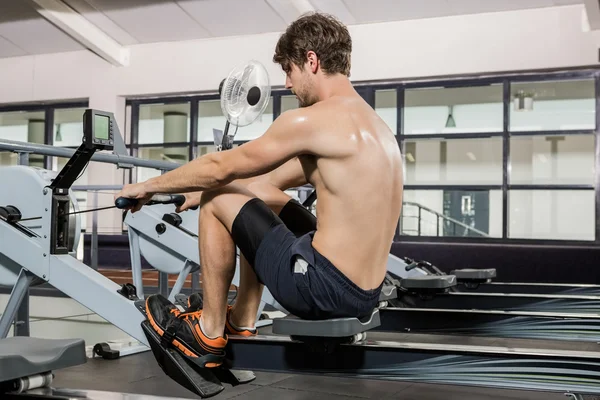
[{"xmin": 214, "ymin": 60, "xmax": 271, "ymax": 151}]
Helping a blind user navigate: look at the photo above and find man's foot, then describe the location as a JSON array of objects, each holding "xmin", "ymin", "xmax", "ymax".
[
  {"xmin": 145, "ymin": 294, "xmax": 227, "ymax": 367},
  {"xmin": 187, "ymin": 293, "xmax": 256, "ymax": 337},
  {"xmin": 224, "ymin": 307, "xmax": 257, "ymax": 337}
]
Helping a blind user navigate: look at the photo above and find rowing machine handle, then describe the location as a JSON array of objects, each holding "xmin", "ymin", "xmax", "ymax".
[{"xmin": 115, "ymin": 195, "xmax": 198, "ymax": 210}]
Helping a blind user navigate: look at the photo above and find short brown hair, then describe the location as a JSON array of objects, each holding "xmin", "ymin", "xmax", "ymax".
[{"xmin": 273, "ymin": 12, "xmax": 352, "ymax": 76}]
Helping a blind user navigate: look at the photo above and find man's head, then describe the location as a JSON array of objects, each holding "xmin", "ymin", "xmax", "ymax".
[{"xmin": 273, "ymin": 12, "xmax": 352, "ymax": 107}]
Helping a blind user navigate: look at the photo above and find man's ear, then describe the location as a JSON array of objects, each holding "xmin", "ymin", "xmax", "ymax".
[{"xmin": 306, "ymin": 51, "xmax": 319, "ymax": 74}]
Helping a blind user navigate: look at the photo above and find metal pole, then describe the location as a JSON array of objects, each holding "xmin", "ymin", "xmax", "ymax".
[
  {"xmin": 191, "ymin": 271, "xmax": 200, "ymax": 293},
  {"xmin": 0, "ymin": 270, "xmax": 35, "ymax": 339},
  {"xmin": 159, "ymin": 272, "xmax": 169, "ymax": 297},
  {"xmin": 15, "ymin": 152, "xmax": 31, "ymax": 335},
  {"xmin": 417, "ymin": 207, "xmax": 422, "ymax": 236},
  {"xmin": 17, "ymin": 152, "xmax": 30, "ymax": 166},
  {"xmin": 91, "ymin": 191, "xmax": 99, "ymax": 271},
  {"xmin": 72, "ymin": 184, "xmax": 123, "ymax": 191},
  {"xmin": 14, "ymin": 293, "xmax": 29, "ymax": 337},
  {"xmin": 0, "ymin": 139, "xmax": 179, "ymax": 171}
]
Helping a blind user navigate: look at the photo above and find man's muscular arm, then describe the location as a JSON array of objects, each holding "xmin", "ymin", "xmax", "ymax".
[
  {"xmin": 114, "ymin": 109, "xmax": 315, "ymax": 209},
  {"xmin": 175, "ymin": 157, "xmax": 307, "ymax": 212},
  {"xmin": 264, "ymin": 157, "xmax": 308, "ymax": 190},
  {"xmin": 146, "ymin": 110, "xmax": 312, "ymax": 192}
]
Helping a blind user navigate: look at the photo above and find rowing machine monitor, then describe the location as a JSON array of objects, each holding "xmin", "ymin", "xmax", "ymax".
[
  {"xmin": 83, "ymin": 109, "xmax": 114, "ymax": 151},
  {"xmin": 49, "ymin": 109, "xmax": 119, "ymax": 254}
]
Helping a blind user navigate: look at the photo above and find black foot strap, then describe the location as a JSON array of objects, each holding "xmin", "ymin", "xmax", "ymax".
[{"xmin": 161, "ymin": 317, "xmax": 184, "ymax": 349}]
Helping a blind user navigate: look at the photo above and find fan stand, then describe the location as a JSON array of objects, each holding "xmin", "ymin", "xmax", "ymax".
[
  {"xmin": 214, "ymin": 120, "xmax": 237, "ymax": 152},
  {"xmin": 216, "ymin": 78, "xmax": 236, "ymax": 152},
  {"xmin": 221, "ymin": 121, "xmax": 233, "ymax": 151}
]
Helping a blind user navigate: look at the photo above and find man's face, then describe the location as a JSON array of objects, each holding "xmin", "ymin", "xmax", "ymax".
[{"xmin": 285, "ymin": 63, "xmax": 318, "ymax": 108}]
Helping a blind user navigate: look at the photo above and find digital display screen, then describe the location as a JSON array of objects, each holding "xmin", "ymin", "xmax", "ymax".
[{"xmin": 94, "ymin": 114, "xmax": 110, "ymax": 140}]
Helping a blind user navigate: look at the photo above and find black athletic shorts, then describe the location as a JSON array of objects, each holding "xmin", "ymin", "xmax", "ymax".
[{"xmin": 231, "ymin": 198, "xmax": 382, "ymax": 320}]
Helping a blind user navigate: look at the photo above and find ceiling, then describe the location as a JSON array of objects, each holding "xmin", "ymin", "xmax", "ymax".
[{"xmin": 0, "ymin": 0, "xmax": 584, "ymax": 59}]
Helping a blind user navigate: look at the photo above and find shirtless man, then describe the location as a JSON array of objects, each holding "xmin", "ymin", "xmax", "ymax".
[{"xmin": 115, "ymin": 12, "xmax": 403, "ymax": 363}]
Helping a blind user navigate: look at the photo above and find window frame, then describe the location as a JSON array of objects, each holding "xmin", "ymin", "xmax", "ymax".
[
  {"xmin": 123, "ymin": 68, "xmax": 600, "ymax": 245},
  {"xmin": 0, "ymin": 100, "xmax": 88, "ymax": 169}
]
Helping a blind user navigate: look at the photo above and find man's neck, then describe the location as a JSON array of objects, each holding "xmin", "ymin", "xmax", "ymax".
[{"xmin": 315, "ymin": 74, "xmax": 356, "ymax": 102}]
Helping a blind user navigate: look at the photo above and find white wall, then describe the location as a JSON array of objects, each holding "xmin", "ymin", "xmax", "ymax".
[
  {"xmin": 1, "ymin": 4, "xmax": 599, "ymax": 236},
  {"xmin": 1, "ymin": 5, "xmax": 599, "ymax": 105}
]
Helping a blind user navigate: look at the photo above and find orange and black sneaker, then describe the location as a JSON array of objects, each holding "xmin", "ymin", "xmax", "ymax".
[
  {"xmin": 224, "ymin": 306, "xmax": 257, "ymax": 337},
  {"xmin": 145, "ymin": 294, "xmax": 227, "ymax": 367},
  {"xmin": 186, "ymin": 293, "xmax": 256, "ymax": 337}
]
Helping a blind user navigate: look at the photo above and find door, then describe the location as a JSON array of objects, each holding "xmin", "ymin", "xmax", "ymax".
[{"xmin": 443, "ymin": 190, "xmax": 489, "ymax": 237}]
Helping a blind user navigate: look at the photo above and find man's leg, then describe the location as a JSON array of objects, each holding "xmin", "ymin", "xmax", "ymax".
[
  {"xmin": 145, "ymin": 182, "xmax": 283, "ymax": 361},
  {"xmin": 227, "ymin": 180, "xmax": 293, "ymax": 329},
  {"xmin": 198, "ymin": 181, "xmax": 292, "ymax": 338},
  {"xmin": 229, "ymin": 254, "xmax": 263, "ymax": 329}
]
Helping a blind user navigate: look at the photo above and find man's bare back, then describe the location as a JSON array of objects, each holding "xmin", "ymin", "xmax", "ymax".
[{"xmin": 296, "ymin": 95, "xmax": 403, "ymax": 290}]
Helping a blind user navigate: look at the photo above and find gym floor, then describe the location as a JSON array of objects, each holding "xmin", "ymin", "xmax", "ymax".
[{"xmin": 52, "ymin": 350, "xmax": 567, "ymax": 400}]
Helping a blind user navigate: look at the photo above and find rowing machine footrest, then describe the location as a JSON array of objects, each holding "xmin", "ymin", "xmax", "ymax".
[
  {"xmin": 272, "ymin": 308, "xmax": 380, "ymax": 337},
  {"xmin": 400, "ymin": 275, "xmax": 456, "ymax": 295},
  {"xmin": 140, "ymin": 320, "xmax": 226, "ymax": 398},
  {"xmin": 451, "ymin": 268, "xmax": 496, "ymax": 282}
]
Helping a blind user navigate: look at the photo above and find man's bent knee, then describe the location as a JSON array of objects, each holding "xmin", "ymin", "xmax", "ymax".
[
  {"xmin": 199, "ymin": 183, "xmax": 261, "ymax": 232},
  {"xmin": 244, "ymin": 180, "xmax": 291, "ymax": 215}
]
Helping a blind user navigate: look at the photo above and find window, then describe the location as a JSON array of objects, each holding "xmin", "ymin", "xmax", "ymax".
[
  {"xmin": 0, "ymin": 151, "xmax": 17, "ymax": 166},
  {"xmin": 281, "ymin": 95, "xmax": 299, "ymax": 113},
  {"xmin": 138, "ymin": 103, "xmax": 191, "ymax": 144},
  {"xmin": 135, "ymin": 145, "xmax": 189, "ymax": 182},
  {"xmin": 0, "ymin": 110, "xmax": 45, "ymax": 167},
  {"xmin": 198, "ymin": 100, "xmax": 227, "ymax": 142},
  {"xmin": 402, "ymin": 189, "xmax": 502, "ymax": 238},
  {"xmin": 404, "ymin": 85, "xmax": 503, "ymax": 135},
  {"xmin": 507, "ymin": 78, "xmax": 596, "ymax": 241},
  {"xmin": 137, "ymin": 145, "xmax": 189, "ymax": 164},
  {"xmin": 510, "ymin": 134, "xmax": 595, "ymax": 185},
  {"xmin": 197, "ymin": 144, "xmax": 239, "ymax": 157},
  {"xmin": 508, "ymin": 190, "xmax": 595, "ymax": 241},
  {"xmin": 375, "ymin": 89, "xmax": 397, "ymax": 135},
  {"xmin": 404, "ymin": 137, "xmax": 503, "ymax": 185},
  {"xmin": 125, "ymin": 70, "xmax": 600, "ymax": 243},
  {"xmin": 54, "ymin": 107, "xmax": 87, "ymax": 147},
  {"xmin": 510, "ymin": 79, "xmax": 595, "ymax": 132}
]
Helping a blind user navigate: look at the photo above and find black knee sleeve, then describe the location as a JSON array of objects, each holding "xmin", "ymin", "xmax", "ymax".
[
  {"xmin": 278, "ymin": 199, "xmax": 317, "ymax": 237},
  {"xmin": 231, "ymin": 198, "xmax": 283, "ymax": 265}
]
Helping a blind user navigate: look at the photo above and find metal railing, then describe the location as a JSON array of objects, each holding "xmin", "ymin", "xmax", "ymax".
[
  {"xmin": 1, "ymin": 138, "xmax": 490, "ymax": 242},
  {"xmin": 401, "ymin": 201, "xmax": 490, "ymax": 238},
  {"xmin": 0, "ymin": 138, "xmax": 179, "ymax": 273},
  {"xmin": 0, "ymin": 139, "xmax": 178, "ymax": 171}
]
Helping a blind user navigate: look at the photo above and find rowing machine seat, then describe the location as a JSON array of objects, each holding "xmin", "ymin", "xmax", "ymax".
[
  {"xmin": 451, "ymin": 268, "xmax": 497, "ymax": 281},
  {"xmin": 401, "ymin": 275, "xmax": 456, "ymax": 290},
  {"xmin": 272, "ymin": 308, "xmax": 380, "ymax": 338},
  {"xmin": 0, "ymin": 337, "xmax": 86, "ymax": 385}
]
